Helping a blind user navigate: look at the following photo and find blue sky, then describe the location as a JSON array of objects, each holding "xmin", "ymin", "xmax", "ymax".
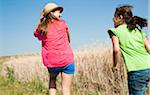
[{"xmin": 0, "ymin": 0, "xmax": 149, "ymax": 56}]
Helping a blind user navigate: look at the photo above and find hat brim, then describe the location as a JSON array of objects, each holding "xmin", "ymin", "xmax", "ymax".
[{"xmin": 51, "ymin": 6, "xmax": 63, "ymax": 13}]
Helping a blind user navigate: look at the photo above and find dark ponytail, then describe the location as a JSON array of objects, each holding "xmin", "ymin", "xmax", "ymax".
[
  {"xmin": 126, "ymin": 16, "xmax": 147, "ymax": 30},
  {"xmin": 115, "ymin": 5, "xmax": 148, "ymax": 30}
]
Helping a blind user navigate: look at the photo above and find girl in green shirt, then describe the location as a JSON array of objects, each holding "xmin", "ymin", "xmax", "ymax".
[{"xmin": 108, "ymin": 5, "xmax": 150, "ymax": 95}]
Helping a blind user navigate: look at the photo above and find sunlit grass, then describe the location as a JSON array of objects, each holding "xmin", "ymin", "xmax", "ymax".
[
  {"xmin": 0, "ymin": 75, "xmax": 48, "ymax": 95},
  {"xmin": 0, "ymin": 46, "xmax": 149, "ymax": 95}
]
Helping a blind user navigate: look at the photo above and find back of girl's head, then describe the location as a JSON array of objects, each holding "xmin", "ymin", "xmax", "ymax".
[
  {"xmin": 38, "ymin": 8, "xmax": 58, "ymax": 35},
  {"xmin": 115, "ymin": 5, "xmax": 147, "ymax": 30}
]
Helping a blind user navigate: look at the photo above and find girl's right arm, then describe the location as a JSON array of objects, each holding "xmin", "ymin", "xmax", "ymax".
[
  {"xmin": 34, "ymin": 28, "xmax": 43, "ymax": 41},
  {"xmin": 144, "ymin": 37, "xmax": 150, "ymax": 54},
  {"xmin": 111, "ymin": 35, "xmax": 120, "ymax": 67}
]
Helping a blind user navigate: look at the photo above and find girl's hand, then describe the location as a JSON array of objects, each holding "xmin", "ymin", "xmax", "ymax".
[
  {"xmin": 112, "ymin": 66, "xmax": 118, "ymax": 73},
  {"xmin": 37, "ymin": 27, "xmax": 46, "ymax": 36}
]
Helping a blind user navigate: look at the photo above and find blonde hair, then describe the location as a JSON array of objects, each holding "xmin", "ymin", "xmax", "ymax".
[{"xmin": 38, "ymin": 10, "xmax": 58, "ymax": 35}]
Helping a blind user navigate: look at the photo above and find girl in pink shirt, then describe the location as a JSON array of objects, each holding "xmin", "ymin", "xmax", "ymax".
[{"xmin": 34, "ymin": 3, "xmax": 74, "ymax": 95}]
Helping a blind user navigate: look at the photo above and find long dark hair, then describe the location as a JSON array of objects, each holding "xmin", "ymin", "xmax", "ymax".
[
  {"xmin": 115, "ymin": 5, "xmax": 147, "ymax": 30},
  {"xmin": 38, "ymin": 10, "xmax": 58, "ymax": 35}
]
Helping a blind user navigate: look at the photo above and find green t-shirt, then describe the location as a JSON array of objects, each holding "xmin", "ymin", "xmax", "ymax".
[{"xmin": 108, "ymin": 25, "xmax": 150, "ymax": 72}]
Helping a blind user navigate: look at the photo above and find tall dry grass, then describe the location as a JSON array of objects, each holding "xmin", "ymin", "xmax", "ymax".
[
  {"xmin": 0, "ymin": 46, "xmax": 131, "ymax": 95},
  {"xmin": 74, "ymin": 47, "xmax": 128, "ymax": 95}
]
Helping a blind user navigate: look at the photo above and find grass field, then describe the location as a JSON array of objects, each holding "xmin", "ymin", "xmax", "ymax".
[{"xmin": 0, "ymin": 47, "xmax": 149, "ymax": 95}]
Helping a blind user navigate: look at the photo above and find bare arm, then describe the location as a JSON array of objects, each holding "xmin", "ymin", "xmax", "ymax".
[
  {"xmin": 144, "ymin": 37, "xmax": 150, "ymax": 54},
  {"xmin": 67, "ymin": 31, "xmax": 70, "ymax": 43},
  {"xmin": 111, "ymin": 36, "xmax": 120, "ymax": 67}
]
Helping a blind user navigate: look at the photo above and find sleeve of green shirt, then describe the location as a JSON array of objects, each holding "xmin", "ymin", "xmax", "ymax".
[{"xmin": 108, "ymin": 28, "xmax": 117, "ymax": 38}]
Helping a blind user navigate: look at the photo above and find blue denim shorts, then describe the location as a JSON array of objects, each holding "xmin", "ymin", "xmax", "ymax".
[
  {"xmin": 128, "ymin": 69, "xmax": 150, "ymax": 95},
  {"xmin": 47, "ymin": 63, "xmax": 75, "ymax": 74}
]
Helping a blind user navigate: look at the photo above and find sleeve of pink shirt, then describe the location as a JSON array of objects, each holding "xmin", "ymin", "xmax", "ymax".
[
  {"xmin": 34, "ymin": 28, "xmax": 43, "ymax": 41},
  {"xmin": 62, "ymin": 20, "xmax": 69, "ymax": 32}
]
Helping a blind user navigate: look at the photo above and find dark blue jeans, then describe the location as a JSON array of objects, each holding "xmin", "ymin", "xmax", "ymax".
[{"xmin": 128, "ymin": 69, "xmax": 150, "ymax": 95}]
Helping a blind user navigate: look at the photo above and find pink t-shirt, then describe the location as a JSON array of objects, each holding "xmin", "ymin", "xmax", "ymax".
[{"xmin": 34, "ymin": 20, "xmax": 74, "ymax": 68}]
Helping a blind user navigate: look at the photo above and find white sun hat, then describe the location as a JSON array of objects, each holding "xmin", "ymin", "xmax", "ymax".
[{"xmin": 42, "ymin": 3, "xmax": 63, "ymax": 15}]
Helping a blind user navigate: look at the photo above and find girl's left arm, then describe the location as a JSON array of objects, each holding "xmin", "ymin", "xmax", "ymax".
[
  {"xmin": 111, "ymin": 35, "xmax": 120, "ymax": 67},
  {"xmin": 144, "ymin": 37, "xmax": 150, "ymax": 54},
  {"xmin": 64, "ymin": 21, "xmax": 70, "ymax": 43},
  {"xmin": 67, "ymin": 31, "xmax": 70, "ymax": 43}
]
